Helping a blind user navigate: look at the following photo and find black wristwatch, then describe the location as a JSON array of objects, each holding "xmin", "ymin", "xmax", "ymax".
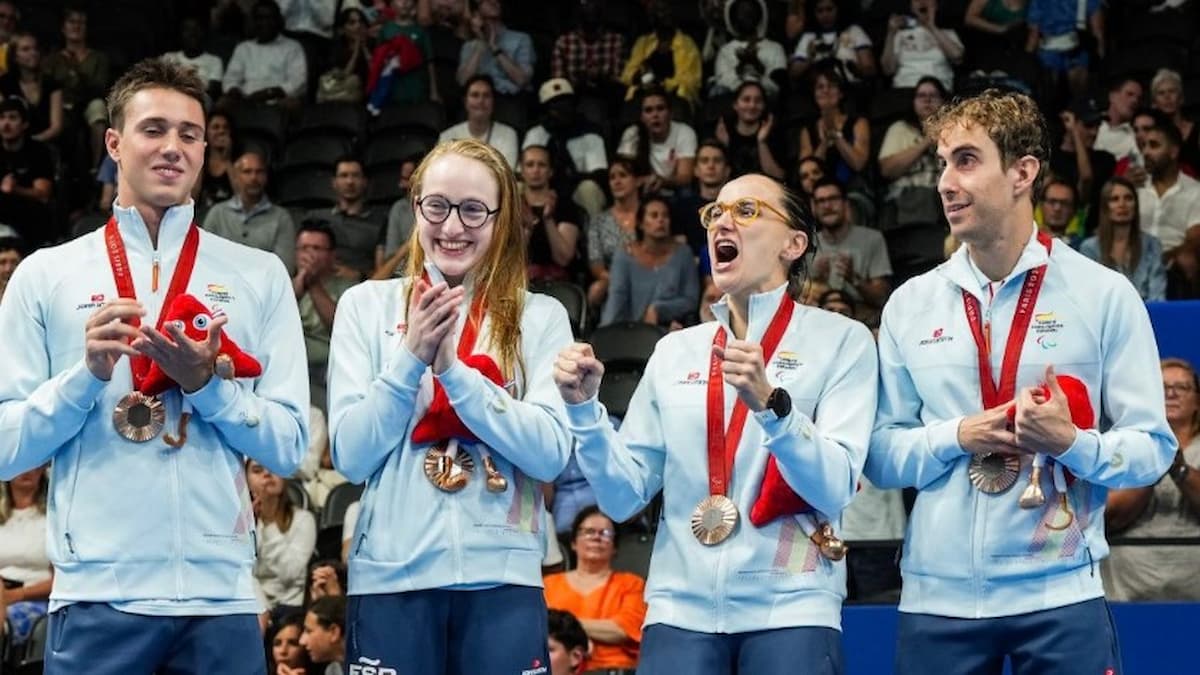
[
  {"xmin": 765, "ymin": 387, "xmax": 792, "ymax": 419},
  {"xmin": 1170, "ymin": 462, "xmax": 1190, "ymax": 483}
]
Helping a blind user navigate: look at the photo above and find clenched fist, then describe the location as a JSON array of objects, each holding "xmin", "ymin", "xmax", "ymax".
[{"xmin": 554, "ymin": 343, "xmax": 605, "ymax": 404}]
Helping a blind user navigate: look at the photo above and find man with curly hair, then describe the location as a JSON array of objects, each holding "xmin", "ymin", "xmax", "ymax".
[{"xmin": 866, "ymin": 89, "xmax": 1175, "ymax": 674}]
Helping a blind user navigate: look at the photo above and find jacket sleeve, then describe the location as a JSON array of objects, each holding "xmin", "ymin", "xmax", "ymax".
[
  {"xmin": 865, "ymin": 297, "xmax": 966, "ymax": 489},
  {"xmin": 766, "ymin": 321, "xmax": 877, "ymax": 516},
  {"xmin": 565, "ymin": 345, "xmax": 667, "ymax": 522},
  {"xmin": 438, "ymin": 298, "xmax": 573, "ymax": 481},
  {"xmin": 222, "ymin": 43, "xmax": 247, "ymax": 92},
  {"xmin": 284, "ymin": 40, "xmax": 308, "ymax": 98},
  {"xmin": 184, "ymin": 257, "xmax": 309, "ymax": 478},
  {"xmin": 327, "ymin": 283, "xmax": 425, "ymax": 484},
  {"xmin": 0, "ymin": 258, "xmax": 108, "ymax": 480},
  {"xmin": 1053, "ymin": 282, "xmax": 1176, "ymax": 487}
]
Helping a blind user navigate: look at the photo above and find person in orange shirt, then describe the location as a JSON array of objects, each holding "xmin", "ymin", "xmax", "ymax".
[{"xmin": 544, "ymin": 506, "xmax": 648, "ymax": 673}]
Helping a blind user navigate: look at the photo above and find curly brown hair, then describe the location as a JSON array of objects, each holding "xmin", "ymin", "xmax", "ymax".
[
  {"xmin": 923, "ymin": 88, "xmax": 1050, "ymax": 196},
  {"xmin": 106, "ymin": 56, "xmax": 208, "ymax": 132}
]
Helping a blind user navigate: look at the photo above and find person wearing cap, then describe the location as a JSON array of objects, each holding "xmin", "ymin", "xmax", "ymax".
[
  {"xmin": 523, "ymin": 78, "xmax": 608, "ymax": 218},
  {"xmin": 439, "ymin": 74, "xmax": 520, "ymax": 168},
  {"xmin": 550, "ymin": 0, "xmax": 625, "ymax": 99},
  {"xmin": 866, "ymin": 89, "xmax": 1173, "ymax": 674},
  {"xmin": 0, "ymin": 96, "xmax": 53, "ymax": 247}
]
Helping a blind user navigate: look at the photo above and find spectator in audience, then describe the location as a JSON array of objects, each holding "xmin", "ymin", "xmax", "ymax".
[
  {"xmin": 710, "ymin": 0, "xmax": 788, "ymax": 99},
  {"xmin": 795, "ymin": 154, "xmax": 825, "ymax": 196},
  {"xmin": 318, "ymin": 6, "xmax": 371, "ymax": 104},
  {"xmin": 543, "ymin": 506, "xmax": 647, "ymax": 673},
  {"xmin": 878, "ymin": 76, "xmax": 944, "ymax": 230},
  {"xmin": 551, "ymin": 0, "xmax": 625, "ymax": 99},
  {"xmin": 249, "ymin": 457, "xmax": 317, "ymax": 617},
  {"xmin": 520, "ymin": 145, "xmax": 582, "ymax": 283},
  {"xmin": 1080, "ymin": 177, "xmax": 1166, "ymax": 302},
  {"xmin": 310, "ymin": 156, "xmax": 386, "ymax": 280},
  {"xmin": 600, "ymin": 194, "xmax": 699, "ymax": 327},
  {"xmin": 328, "ymin": 139, "xmax": 573, "ymax": 672},
  {"xmin": 293, "ymin": 219, "xmax": 357, "ymax": 416},
  {"xmin": 1024, "ymin": 0, "xmax": 1102, "ymax": 98},
  {"xmin": 617, "ymin": 87, "xmax": 698, "ymax": 195},
  {"xmin": 546, "ymin": 449, "xmax": 598, "ymax": 538},
  {"xmin": 278, "ymin": 0, "xmax": 337, "ymax": 96},
  {"xmin": 674, "ymin": 139, "xmax": 732, "ymax": 258},
  {"xmin": 44, "ymin": 5, "xmax": 110, "ymax": 168},
  {"xmin": 809, "ymin": 178, "xmax": 892, "ymax": 314},
  {"xmin": 269, "ymin": 611, "xmax": 314, "ymax": 675},
  {"xmin": 1104, "ymin": 357, "xmax": 1200, "ymax": 601},
  {"xmin": 222, "ymin": 0, "xmax": 308, "ymax": 109},
  {"xmin": 0, "ymin": 97, "xmax": 53, "ymax": 248},
  {"xmin": 308, "ymin": 559, "xmax": 346, "ymax": 602},
  {"xmin": 95, "ymin": 152, "xmax": 117, "ymax": 213},
  {"xmin": 817, "ymin": 288, "xmax": 854, "ymax": 317},
  {"xmin": 0, "ymin": 463, "xmax": 51, "ymax": 647},
  {"xmin": 194, "ymin": 110, "xmax": 235, "ymax": 213},
  {"xmin": 0, "ymin": 32, "xmax": 64, "ymax": 144},
  {"xmin": 298, "ymin": 596, "xmax": 347, "ymax": 675},
  {"xmin": 587, "ymin": 158, "xmax": 641, "ymax": 308},
  {"xmin": 880, "ymin": 0, "xmax": 963, "ymax": 90},
  {"xmin": 1150, "ymin": 68, "xmax": 1200, "ymax": 173},
  {"xmin": 1137, "ymin": 123, "xmax": 1200, "ymax": 291},
  {"xmin": 339, "ymin": 500, "xmax": 359, "ymax": 562},
  {"xmin": 714, "ymin": 80, "xmax": 785, "ymax": 180},
  {"xmin": 698, "ymin": 0, "xmax": 736, "ymax": 64},
  {"xmin": 523, "ymin": 78, "xmax": 609, "ymax": 218},
  {"xmin": 547, "ymin": 609, "xmax": 589, "ymax": 675},
  {"xmin": 0, "ymin": 1, "xmax": 18, "ymax": 77},
  {"xmin": 789, "ymin": 0, "xmax": 876, "ymax": 85},
  {"xmin": 964, "ymin": 0, "xmax": 1028, "ymax": 39},
  {"xmin": 1052, "ymin": 97, "xmax": 1116, "ymax": 224},
  {"xmin": 1117, "ymin": 108, "xmax": 1178, "ymax": 184},
  {"xmin": 163, "ymin": 15, "xmax": 225, "ymax": 101},
  {"xmin": 798, "ymin": 69, "xmax": 870, "ymax": 199},
  {"xmin": 1036, "ymin": 178, "xmax": 1084, "ymax": 249},
  {"xmin": 369, "ymin": 0, "xmax": 438, "ymax": 111},
  {"xmin": 298, "ymin": 406, "xmax": 347, "ymax": 508},
  {"xmin": 374, "ymin": 153, "xmax": 421, "ymax": 280},
  {"xmin": 455, "ymin": 0, "xmax": 533, "ymax": 95},
  {"xmin": 620, "ymin": 0, "xmax": 702, "ymax": 105},
  {"xmin": 0, "ymin": 235, "xmax": 21, "ymax": 302},
  {"xmin": 440, "ymin": 74, "xmax": 519, "ymax": 166},
  {"xmin": 204, "ymin": 149, "xmax": 297, "ymax": 271},
  {"xmin": 1094, "ymin": 76, "xmax": 1143, "ymax": 168}
]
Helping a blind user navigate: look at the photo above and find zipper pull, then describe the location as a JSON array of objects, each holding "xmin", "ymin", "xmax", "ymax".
[
  {"xmin": 66, "ymin": 531, "xmax": 76, "ymax": 555},
  {"xmin": 152, "ymin": 253, "xmax": 161, "ymax": 292}
]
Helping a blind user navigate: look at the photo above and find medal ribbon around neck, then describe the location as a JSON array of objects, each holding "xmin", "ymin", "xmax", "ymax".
[
  {"xmin": 104, "ymin": 217, "xmax": 201, "ymax": 390},
  {"xmin": 706, "ymin": 291, "xmax": 795, "ymax": 499},
  {"xmin": 960, "ymin": 232, "xmax": 1052, "ymax": 412}
]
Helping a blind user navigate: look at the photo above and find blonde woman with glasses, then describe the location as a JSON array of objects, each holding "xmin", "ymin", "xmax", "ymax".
[{"xmin": 554, "ymin": 173, "xmax": 876, "ymax": 674}]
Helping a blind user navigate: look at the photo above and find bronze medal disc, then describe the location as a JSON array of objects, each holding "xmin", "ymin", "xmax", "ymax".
[
  {"xmin": 968, "ymin": 453, "xmax": 1021, "ymax": 494},
  {"xmin": 691, "ymin": 494, "xmax": 739, "ymax": 545},
  {"xmin": 113, "ymin": 392, "xmax": 165, "ymax": 443},
  {"xmin": 423, "ymin": 445, "xmax": 476, "ymax": 492}
]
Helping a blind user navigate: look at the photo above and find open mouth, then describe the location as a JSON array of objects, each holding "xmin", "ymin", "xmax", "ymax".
[
  {"xmin": 714, "ymin": 239, "xmax": 739, "ymax": 265},
  {"xmin": 438, "ymin": 239, "xmax": 471, "ymax": 254}
]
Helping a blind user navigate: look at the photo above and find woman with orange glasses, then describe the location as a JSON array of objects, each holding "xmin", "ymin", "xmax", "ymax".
[{"xmin": 554, "ymin": 173, "xmax": 877, "ymax": 674}]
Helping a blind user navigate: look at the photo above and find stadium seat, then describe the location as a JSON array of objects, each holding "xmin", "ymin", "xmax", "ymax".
[
  {"xmin": 367, "ymin": 175, "xmax": 405, "ymax": 207},
  {"xmin": 291, "ymin": 102, "xmax": 367, "ymax": 141},
  {"xmin": 285, "ymin": 479, "xmax": 310, "ymax": 513},
  {"xmin": 371, "ymin": 101, "xmax": 447, "ymax": 139},
  {"xmin": 15, "ymin": 614, "xmax": 48, "ymax": 675},
  {"xmin": 321, "ymin": 483, "xmax": 365, "ymax": 531},
  {"xmin": 278, "ymin": 135, "xmax": 353, "ymax": 174},
  {"xmin": 611, "ymin": 529, "xmax": 654, "ymax": 579},
  {"xmin": 365, "ymin": 135, "xmax": 436, "ymax": 173},
  {"xmin": 233, "ymin": 103, "xmax": 288, "ymax": 149},
  {"xmin": 588, "ymin": 322, "xmax": 666, "ymax": 372},
  {"xmin": 531, "ymin": 280, "xmax": 587, "ymax": 337},
  {"xmin": 277, "ymin": 171, "xmax": 337, "ymax": 210},
  {"xmin": 597, "ymin": 369, "xmax": 642, "ymax": 420},
  {"xmin": 493, "ymin": 95, "xmax": 530, "ymax": 135}
]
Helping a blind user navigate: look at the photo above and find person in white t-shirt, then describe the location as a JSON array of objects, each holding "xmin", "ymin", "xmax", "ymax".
[
  {"xmin": 162, "ymin": 16, "xmax": 224, "ymax": 99},
  {"xmin": 1137, "ymin": 123, "xmax": 1200, "ymax": 295},
  {"xmin": 789, "ymin": 0, "xmax": 876, "ymax": 84},
  {"xmin": 617, "ymin": 87, "xmax": 697, "ymax": 194},
  {"xmin": 0, "ymin": 464, "xmax": 52, "ymax": 646},
  {"xmin": 880, "ymin": 0, "xmax": 963, "ymax": 90},
  {"xmin": 439, "ymin": 74, "xmax": 520, "ymax": 168},
  {"xmin": 710, "ymin": 0, "xmax": 788, "ymax": 97},
  {"xmin": 1094, "ymin": 77, "xmax": 1144, "ymax": 166}
]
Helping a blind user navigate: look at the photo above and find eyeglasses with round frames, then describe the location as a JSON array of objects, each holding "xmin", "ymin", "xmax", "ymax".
[
  {"xmin": 416, "ymin": 195, "xmax": 499, "ymax": 229},
  {"xmin": 1164, "ymin": 383, "xmax": 1196, "ymax": 397},
  {"xmin": 699, "ymin": 197, "xmax": 789, "ymax": 230},
  {"xmin": 578, "ymin": 527, "xmax": 615, "ymax": 541}
]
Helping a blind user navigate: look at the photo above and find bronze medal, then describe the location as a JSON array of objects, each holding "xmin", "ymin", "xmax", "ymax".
[
  {"xmin": 809, "ymin": 521, "xmax": 848, "ymax": 561},
  {"xmin": 423, "ymin": 443, "xmax": 475, "ymax": 492},
  {"xmin": 968, "ymin": 453, "xmax": 1020, "ymax": 494},
  {"xmin": 113, "ymin": 392, "xmax": 166, "ymax": 442},
  {"xmin": 691, "ymin": 494, "xmax": 739, "ymax": 545}
]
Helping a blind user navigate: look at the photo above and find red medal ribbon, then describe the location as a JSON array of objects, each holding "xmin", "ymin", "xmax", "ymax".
[
  {"xmin": 104, "ymin": 217, "xmax": 201, "ymax": 390},
  {"xmin": 961, "ymin": 232, "xmax": 1052, "ymax": 410},
  {"xmin": 706, "ymin": 291, "xmax": 795, "ymax": 497}
]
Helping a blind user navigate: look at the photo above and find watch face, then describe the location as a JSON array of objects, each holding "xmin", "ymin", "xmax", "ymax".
[{"xmin": 770, "ymin": 388, "xmax": 791, "ymax": 418}]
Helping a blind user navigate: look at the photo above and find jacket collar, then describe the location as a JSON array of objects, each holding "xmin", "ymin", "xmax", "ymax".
[
  {"xmin": 111, "ymin": 200, "xmax": 196, "ymax": 256},
  {"xmin": 939, "ymin": 225, "xmax": 1049, "ymax": 302},
  {"xmin": 709, "ymin": 282, "xmax": 791, "ymax": 343}
]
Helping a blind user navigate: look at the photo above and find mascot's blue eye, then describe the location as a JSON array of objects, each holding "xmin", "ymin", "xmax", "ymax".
[
  {"xmin": 172, "ymin": 320, "xmax": 185, "ymax": 331},
  {"xmin": 192, "ymin": 314, "xmax": 211, "ymax": 331}
]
